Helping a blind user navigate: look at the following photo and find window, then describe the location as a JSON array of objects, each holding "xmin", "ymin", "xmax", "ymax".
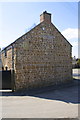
[
  {"xmin": 5, "ymin": 49, "xmax": 7, "ymax": 58},
  {"xmin": 5, "ymin": 66, "xmax": 8, "ymax": 71}
]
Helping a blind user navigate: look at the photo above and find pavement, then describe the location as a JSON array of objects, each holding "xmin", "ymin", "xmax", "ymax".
[{"xmin": 0, "ymin": 69, "xmax": 80, "ymax": 119}]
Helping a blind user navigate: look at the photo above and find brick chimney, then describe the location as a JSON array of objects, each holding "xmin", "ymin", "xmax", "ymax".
[{"xmin": 40, "ymin": 11, "xmax": 51, "ymax": 23}]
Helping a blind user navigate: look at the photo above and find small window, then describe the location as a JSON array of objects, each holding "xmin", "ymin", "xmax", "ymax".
[
  {"xmin": 5, "ymin": 49, "xmax": 7, "ymax": 58},
  {"xmin": 5, "ymin": 66, "xmax": 8, "ymax": 71}
]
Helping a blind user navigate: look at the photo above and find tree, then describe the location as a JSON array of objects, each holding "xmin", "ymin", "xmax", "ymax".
[{"xmin": 77, "ymin": 59, "xmax": 80, "ymax": 68}]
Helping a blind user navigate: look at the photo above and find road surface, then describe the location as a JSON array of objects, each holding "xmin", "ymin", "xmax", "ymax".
[{"xmin": 0, "ymin": 69, "xmax": 80, "ymax": 118}]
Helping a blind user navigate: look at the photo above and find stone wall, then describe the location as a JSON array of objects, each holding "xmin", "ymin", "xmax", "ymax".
[{"xmin": 14, "ymin": 21, "xmax": 72, "ymax": 90}]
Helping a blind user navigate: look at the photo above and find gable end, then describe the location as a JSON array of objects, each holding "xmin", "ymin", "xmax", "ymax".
[{"xmin": 51, "ymin": 23, "xmax": 72, "ymax": 47}]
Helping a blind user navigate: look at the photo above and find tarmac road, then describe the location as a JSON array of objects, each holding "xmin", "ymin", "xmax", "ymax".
[
  {"xmin": 1, "ymin": 83, "xmax": 79, "ymax": 118},
  {"xmin": 0, "ymin": 69, "xmax": 80, "ymax": 118}
]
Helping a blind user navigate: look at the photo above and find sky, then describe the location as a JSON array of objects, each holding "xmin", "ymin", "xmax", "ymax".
[{"xmin": 0, "ymin": 2, "xmax": 78, "ymax": 58}]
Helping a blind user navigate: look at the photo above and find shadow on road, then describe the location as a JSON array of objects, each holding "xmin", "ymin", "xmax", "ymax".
[{"xmin": 1, "ymin": 79, "xmax": 80, "ymax": 104}]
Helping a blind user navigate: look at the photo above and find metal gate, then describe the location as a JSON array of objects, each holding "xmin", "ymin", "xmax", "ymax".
[{"xmin": 0, "ymin": 70, "xmax": 11, "ymax": 89}]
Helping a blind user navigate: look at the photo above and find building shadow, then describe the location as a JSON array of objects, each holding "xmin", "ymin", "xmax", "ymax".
[{"xmin": 1, "ymin": 79, "xmax": 80, "ymax": 104}]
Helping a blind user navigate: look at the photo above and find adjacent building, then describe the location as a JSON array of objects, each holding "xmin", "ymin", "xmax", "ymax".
[{"xmin": 0, "ymin": 48, "xmax": 2, "ymax": 71}]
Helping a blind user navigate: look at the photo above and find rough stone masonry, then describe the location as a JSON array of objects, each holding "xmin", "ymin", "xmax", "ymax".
[{"xmin": 1, "ymin": 11, "xmax": 72, "ymax": 91}]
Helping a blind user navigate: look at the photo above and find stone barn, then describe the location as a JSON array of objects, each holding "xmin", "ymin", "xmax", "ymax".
[{"xmin": 1, "ymin": 11, "xmax": 72, "ymax": 91}]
